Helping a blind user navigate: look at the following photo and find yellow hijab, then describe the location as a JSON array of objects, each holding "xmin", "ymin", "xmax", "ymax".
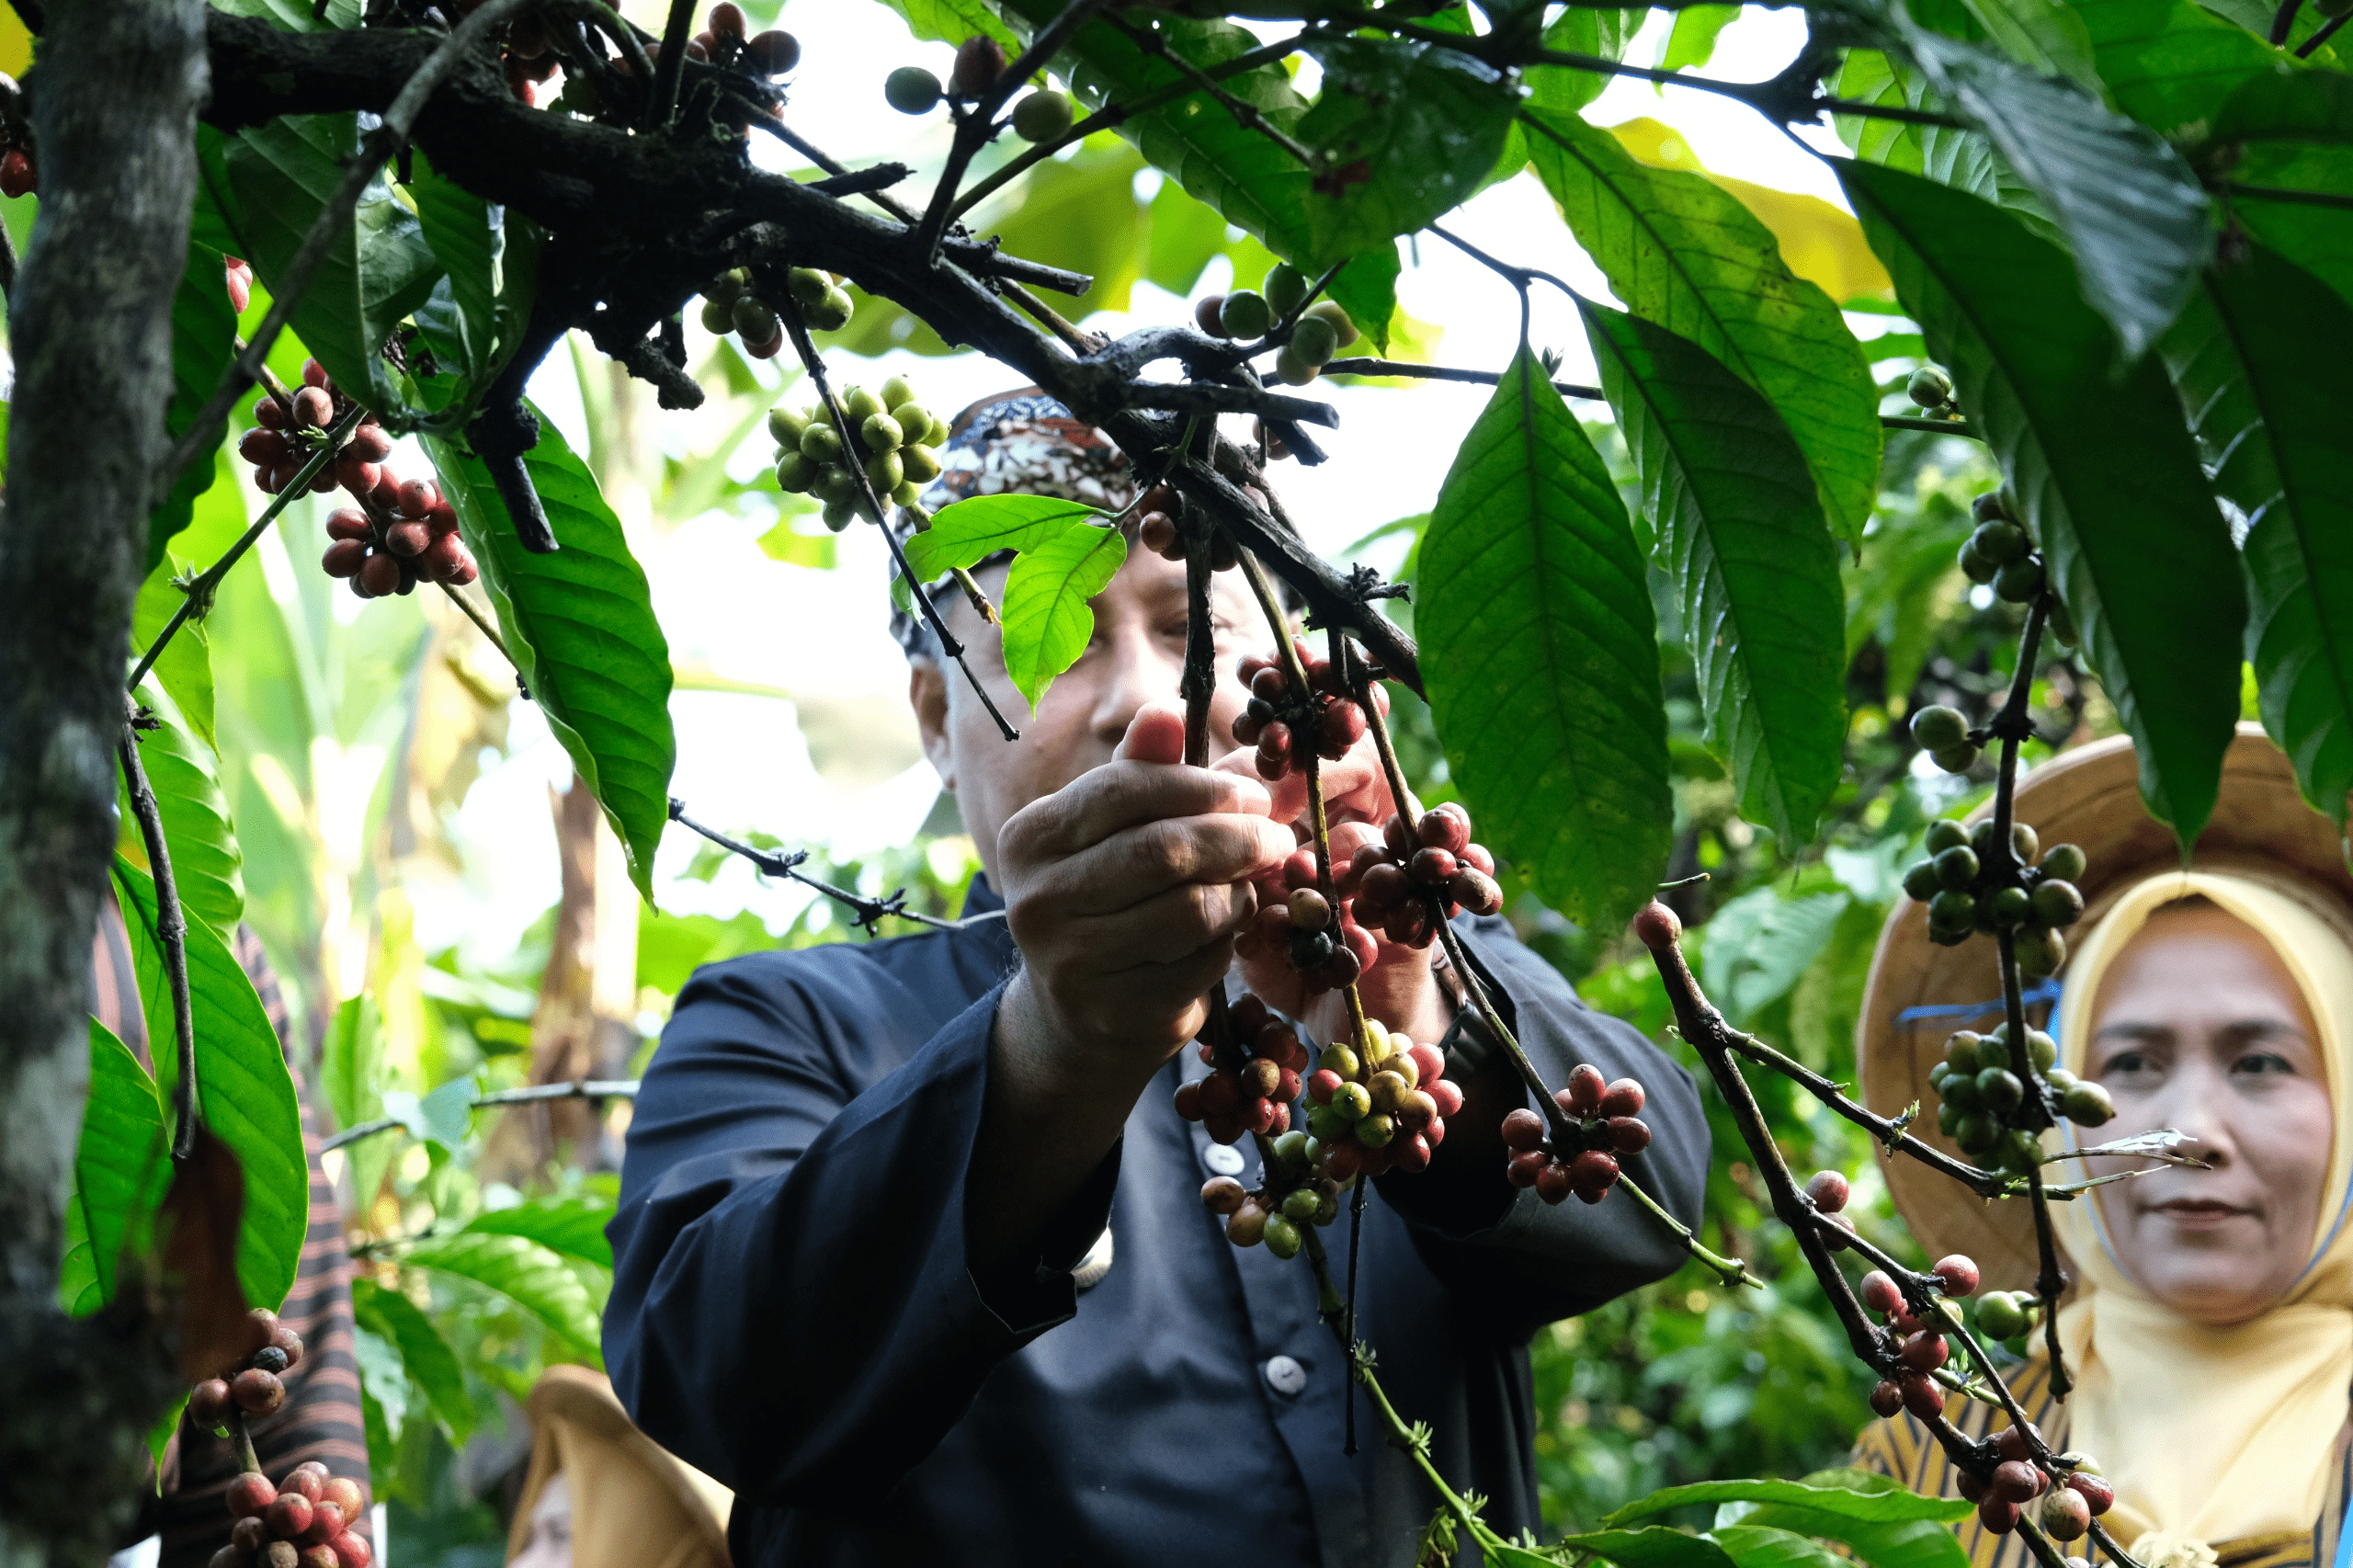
[
  {"xmin": 2050, "ymin": 868, "xmax": 2353, "ymax": 1558},
  {"xmin": 508, "ymin": 1365, "xmax": 734, "ymax": 1568}
]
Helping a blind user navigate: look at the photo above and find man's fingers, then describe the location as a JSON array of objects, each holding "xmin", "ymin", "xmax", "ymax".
[
  {"xmin": 1006, "ymin": 760, "xmax": 1273, "ymax": 863},
  {"xmin": 1063, "ymin": 878, "xmax": 1259, "ymax": 971},
  {"xmin": 1113, "ymin": 702, "xmax": 1188, "ymax": 766},
  {"xmin": 1036, "ymin": 813, "xmax": 1294, "ymax": 916}
]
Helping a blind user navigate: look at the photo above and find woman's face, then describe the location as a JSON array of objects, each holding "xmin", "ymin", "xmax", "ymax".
[
  {"xmin": 2086, "ymin": 902, "xmax": 2336, "ymax": 1324},
  {"xmin": 510, "ymin": 1471, "xmax": 573, "ymax": 1568}
]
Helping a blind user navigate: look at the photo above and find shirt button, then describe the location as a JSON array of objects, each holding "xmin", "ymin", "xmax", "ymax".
[
  {"xmin": 1263, "ymin": 1356, "xmax": 1307, "ymax": 1397},
  {"xmin": 1203, "ymin": 1143, "xmax": 1245, "ymax": 1176}
]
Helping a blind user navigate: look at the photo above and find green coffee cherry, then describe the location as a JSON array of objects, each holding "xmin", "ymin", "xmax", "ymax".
[
  {"xmin": 1972, "ymin": 521, "xmax": 2030, "ymax": 564},
  {"xmin": 1972, "ymin": 819, "xmax": 2039, "ymax": 866},
  {"xmin": 2000, "ymin": 1131, "xmax": 2043, "ymax": 1175},
  {"xmin": 1976, "ymin": 1066, "xmax": 2024, "ymax": 1113},
  {"xmin": 699, "ymin": 296, "xmax": 735, "ymax": 333},
  {"xmin": 862, "ymin": 413, "xmax": 904, "ymax": 452},
  {"xmin": 789, "ymin": 267, "xmax": 832, "ymax": 308},
  {"xmin": 1932, "ymin": 743, "xmax": 1982, "ymax": 774},
  {"xmin": 889, "ymin": 403, "xmax": 933, "ymax": 442},
  {"xmin": 1290, "ymin": 313, "xmax": 1339, "ymax": 367},
  {"xmin": 1903, "ymin": 860, "xmax": 1943, "ymax": 903},
  {"xmin": 1303, "ymin": 299, "xmax": 1358, "ymax": 347},
  {"xmin": 1942, "ymin": 1071, "xmax": 1982, "ymax": 1111},
  {"xmin": 706, "ymin": 267, "xmax": 749, "ymax": 306},
  {"xmin": 846, "ymin": 387, "xmax": 886, "ymax": 425},
  {"xmin": 1219, "ymin": 290, "xmax": 1273, "ymax": 339},
  {"xmin": 1307, "ymin": 1104, "xmax": 1349, "ymax": 1142},
  {"xmin": 1356, "ymin": 1112, "xmax": 1396, "ymax": 1150},
  {"xmin": 901, "ymin": 444, "xmax": 943, "ymax": 483},
  {"xmin": 2015, "ymin": 926, "xmax": 2067, "ymax": 979},
  {"xmin": 866, "ymin": 449, "xmax": 904, "ymax": 492},
  {"xmin": 768, "ymin": 405, "xmax": 811, "ymax": 447},
  {"xmin": 1930, "ymin": 890, "xmax": 1977, "ymax": 930},
  {"xmin": 733, "ymin": 298, "xmax": 780, "ymax": 341},
  {"xmin": 1937, "ymin": 1100, "xmax": 1962, "ymax": 1136},
  {"xmin": 1945, "ymin": 1031, "xmax": 1985, "ymax": 1073},
  {"xmin": 801, "ymin": 424, "xmax": 845, "ymax": 464},
  {"xmin": 1334, "ymin": 1081, "xmax": 1371, "ymax": 1120},
  {"xmin": 2062, "ymin": 1081, "xmax": 2115, "ymax": 1126},
  {"xmin": 814, "ymin": 463, "xmax": 857, "ymax": 505},
  {"xmin": 1908, "ymin": 365, "xmax": 1954, "ymax": 408},
  {"xmin": 1280, "ymin": 1187, "xmax": 1322, "ymax": 1222},
  {"xmin": 1264, "ymin": 264, "xmax": 1308, "ymax": 316},
  {"xmin": 1320, "ymin": 1042, "xmax": 1359, "ymax": 1079},
  {"xmin": 1972, "ymin": 491, "xmax": 2013, "ymax": 525},
  {"xmin": 808, "ymin": 288, "xmax": 855, "ymax": 332},
  {"xmin": 1955, "ymin": 1111, "xmax": 1998, "ymax": 1153},
  {"xmin": 893, "ymin": 479, "xmax": 924, "ymax": 508},
  {"xmin": 1987, "ymin": 886, "xmax": 2032, "ymax": 928},
  {"xmin": 2046, "ymin": 595, "xmax": 2080, "ymax": 648},
  {"xmin": 1978, "ymin": 1291, "xmax": 2028, "ymax": 1340},
  {"xmin": 1959, "ymin": 538, "xmax": 2000, "ymax": 585},
  {"xmin": 1935, "ymin": 846, "xmax": 1980, "ymax": 889},
  {"xmin": 1910, "ymin": 704, "xmax": 1970, "ymax": 751},
  {"xmin": 822, "ymin": 494, "xmax": 858, "ymax": 532},
  {"xmin": 776, "ymin": 452, "xmax": 817, "ymax": 493},
  {"xmin": 885, "ymin": 65, "xmax": 943, "ymax": 113},
  {"xmin": 1995, "ymin": 558, "xmax": 2046, "ymax": 604},
  {"xmin": 2039, "ymin": 843, "xmax": 2087, "ymax": 882},
  {"xmin": 1926, "ymin": 821, "xmax": 1969, "ymax": 855},
  {"xmin": 1011, "ymin": 88, "xmax": 1074, "ymax": 142},
  {"xmin": 2028, "ymin": 1028, "xmax": 2057, "ymax": 1071},
  {"xmin": 1272, "ymin": 347, "xmax": 1319, "ymax": 387},
  {"xmin": 1265, "ymin": 1212, "xmax": 1302, "ymax": 1259},
  {"xmin": 2033, "ymin": 879, "xmax": 2085, "ymax": 927},
  {"xmin": 1273, "ymin": 1130, "xmax": 1309, "ymax": 1168}
]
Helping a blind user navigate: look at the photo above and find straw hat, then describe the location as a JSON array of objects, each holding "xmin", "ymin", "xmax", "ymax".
[
  {"xmin": 508, "ymin": 1365, "xmax": 733, "ymax": 1568},
  {"xmin": 1856, "ymin": 723, "xmax": 2353, "ymax": 1290}
]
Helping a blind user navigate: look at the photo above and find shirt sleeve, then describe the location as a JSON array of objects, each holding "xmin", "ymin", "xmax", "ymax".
[
  {"xmin": 603, "ymin": 954, "xmax": 1119, "ymax": 1510},
  {"xmin": 1373, "ymin": 913, "xmax": 1712, "ymax": 1340}
]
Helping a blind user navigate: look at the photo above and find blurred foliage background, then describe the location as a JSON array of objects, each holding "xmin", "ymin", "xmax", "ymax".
[{"xmin": 43, "ymin": 0, "xmax": 2150, "ymax": 1552}]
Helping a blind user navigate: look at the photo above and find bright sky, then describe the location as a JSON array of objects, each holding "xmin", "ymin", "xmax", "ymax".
[{"xmin": 417, "ymin": 3, "xmax": 1880, "ymax": 965}]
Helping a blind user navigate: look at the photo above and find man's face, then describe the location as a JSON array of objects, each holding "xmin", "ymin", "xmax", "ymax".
[{"xmin": 911, "ymin": 541, "xmax": 1266, "ymax": 884}]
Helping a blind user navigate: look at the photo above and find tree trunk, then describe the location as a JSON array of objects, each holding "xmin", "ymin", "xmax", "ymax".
[{"xmin": 0, "ymin": 0, "xmax": 211, "ymax": 1558}]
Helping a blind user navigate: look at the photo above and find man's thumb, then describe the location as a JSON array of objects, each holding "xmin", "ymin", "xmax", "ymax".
[{"xmin": 1114, "ymin": 702, "xmax": 1188, "ymax": 765}]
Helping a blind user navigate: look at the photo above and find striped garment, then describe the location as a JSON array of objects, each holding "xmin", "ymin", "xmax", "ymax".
[
  {"xmin": 93, "ymin": 904, "xmax": 374, "ymax": 1564},
  {"xmin": 1850, "ymin": 1357, "xmax": 2350, "ymax": 1568}
]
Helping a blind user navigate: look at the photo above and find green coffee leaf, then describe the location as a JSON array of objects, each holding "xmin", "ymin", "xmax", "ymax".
[
  {"xmin": 1526, "ymin": 109, "xmax": 1881, "ymax": 551},
  {"xmin": 214, "ymin": 114, "xmax": 444, "ymax": 410},
  {"xmin": 1839, "ymin": 160, "xmax": 2243, "ymax": 844},
  {"xmin": 149, "ymin": 240, "xmax": 239, "ymax": 573},
  {"xmin": 68, "ymin": 1019, "xmax": 172, "ymax": 1311},
  {"xmin": 2071, "ymin": 0, "xmax": 2280, "ymax": 134},
  {"xmin": 131, "ymin": 539, "xmax": 224, "ymax": 756},
  {"xmin": 1889, "ymin": 22, "xmax": 2213, "ymax": 356},
  {"xmin": 1660, "ymin": 5, "xmax": 1740, "ymax": 72},
  {"xmin": 874, "ymin": 0, "xmax": 1018, "ymax": 53},
  {"xmin": 321, "ymin": 993, "xmax": 394, "ymax": 1213},
  {"xmin": 1329, "ymin": 245, "xmax": 1404, "ymax": 355},
  {"xmin": 113, "ymin": 857, "xmax": 309, "ymax": 1312},
  {"xmin": 904, "ymin": 494, "xmax": 1107, "ymax": 582},
  {"xmin": 1713, "ymin": 1526, "xmax": 1857, "ymax": 1568},
  {"xmin": 425, "ymin": 412, "xmax": 676, "ymax": 900},
  {"xmin": 1530, "ymin": 6, "xmax": 1644, "ymax": 112},
  {"xmin": 410, "ymin": 153, "xmax": 529, "ymax": 385},
  {"xmin": 464, "ymin": 1193, "xmax": 616, "ymax": 1269},
  {"xmin": 1565, "ymin": 1528, "xmax": 1744, "ymax": 1568},
  {"xmin": 1699, "ymin": 888, "xmax": 1853, "ymax": 1027},
  {"xmin": 1608, "ymin": 1477, "xmax": 1974, "ymax": 1528},
  {"xmin": 1000, "ymin": 522, "xmax": 1129, "ymax": 711},
  {"xmin": 1419, "ymin": 347, "xmax": 1671, "ymax": 931},
  {"xmin": 1297, "ymin": 36, "xmax": 1519, "ymax": 269},
  {"xmin": 2163, "ymin": 245, "xmax": 2353, "ymax": 824},
  {"xmin": 401, "ymin": 1231, "xmax": 604, "ymax": 1361},
  {"xmin": 123, "ymin": 680, "xmax": 244, "ymax": 942},
  {"xmin": 349, "ymin": 1277, "xmax": 473, "ymax": 1442},
  {"xmin": 2204, "ymin": 70, "xmax": 2353, "ymax": 310},
  {"xmin": 1732, "ymin": 1505, "xmax": 1972, "ymax": 1568},
  {"xmin": 1581, "ymin": 299, "xmax": 1848, "ymax": 846}
]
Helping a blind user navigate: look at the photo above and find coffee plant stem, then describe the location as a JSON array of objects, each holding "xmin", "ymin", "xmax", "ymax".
[
  {"xmin": 2269, "ymin": 0, "xmax": 2304, "ymax": 44},
  {"xmin": 2213, "ymin": 179, "xmax": 2353, "ymax": 212},
  {"xmin": 437, "ymin": 580, "xmax": 516, "ymax": 667},
  {"xmin": 227, "ymin": 1410, "xmax": 261, "ymax": 1476},
  {"xmin": 319, "ymin": 1079, "xmax": 642, "ymax": 1153},
  {"xmin": 916, "ymin": 0, "xmax": 1112, "ymax": 264},
  {"xmin": 156, "ymin": 0, "xmax": 542, "ymax": 503},
  {"xmin": 129, "ymin": 403, "xmax": 367, "ymax": 696},
  {"xmin": 1720, "ymin": 1029, "xmax": 2006, "ymax": 1197},
  {"xmin": 665, "ymin": 799, "xmax": 963, "ymax": 931},
  {"xmin": 646, "ymin": 0, "xmax": 698, "ymax": 130},
  {"xmin": 117, "ymin": 716, "xmax": 200, "ymax": 1160},
  {"xmin": 770, "ymin": 287, "xmax": 1023, "ymax": 742},
  {"xmin": 1324, "ymin": 356, "xmax": 1605, "ymax": 402},
  {"xmin": 1881, "ymin": 413, "xmax": 1985, "ymax": 437},
  {"xmin": 2294, "ymin": 12, "xmax": 2347, "ymax": 54},
  {"xmin": 947, "ymin": 31, "xmax": 1312, "ymax": 221},
  {"xmin": 1101, "ymin": 12, "xmax": 1322, "ymax": 174}
]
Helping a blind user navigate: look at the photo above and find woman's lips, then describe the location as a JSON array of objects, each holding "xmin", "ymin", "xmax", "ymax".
[{"xmin": 2146, "ymin": 1198, "xmax": 2253, "ymax": 1229}]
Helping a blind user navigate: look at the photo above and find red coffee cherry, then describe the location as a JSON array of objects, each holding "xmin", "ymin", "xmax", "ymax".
[
  {"xmin": 0, "ymin": 148, "xmax": 37, "ymax": 199},
  {"xmin": 303, "ymin": 1501, "xmax": 346, "ymax": 1545},
  {"xmin": 2040, "ymin": 1488, "xmax": 2091, "ymax": 1540},
  {"xmin": 1533, "ymin": 1162, "xmax": 1572, "ymax": 1204},
  {"xmin": 1898, "ymin": 1373, "xmax": 1944, "ymax": 1421},
  {"xmin": 291, "ymin": 387, "xmax": 335, "ymax": 430},
  {"xmin": 1992, "ymin": 1460, "xmax": 2040, "ymax": 1503},
  {"xmin": 1859, "ymin": 1270, "xmax": 1904, "ymax": 1318},
  {"xmin": 1597, "ymin": 1078, "xmax": 1645, "ymax": 1119},
  {"xmin": 1605, "ymin": 1116, "xmax": 1650, "ymax": 1153},
  {"xmin": 226, "ymin": 1471, "xmax": 278, "ymax": 1518},
  {"xmin": 189, "ymin": 1377, "xmax": 233, "ymax": 1428},
  {"xmin": 320, "ymin": 1478, "xmax": 364, "ymax": 1519},
  {"xmin": 1868, "ymin": 1380, "xmax": 1904, "ymax": 1418},
  {"xmin": 2063, "ymin": 1472, "xmax": 2114, "ymax": 1517},
  {"xmin": 951, "ymin": 34, "xmax": 1005, "ymax": 94},
  {"xmin": 1993, "ymin": 1423, "xmax": 2038, "ymax": 1463},
  {"xmin": 267, "ymin": 1494, "xmax": 314, "ymax": 1540},
  {"xmin": 1501, "ymin": 1108, "xmax": 1546, "ymax": 1152},
  {"xmin": 1567, "ymin": 1150, "xmax": 1620, "ymax": 1203},
  {"xmin": 744, "ymin": 28, "xmax": 800, "ymax": 74},
  {"xmin": 231, "ymin": 1368, "xmax": 287, "ymax": 1416},
  {"xmin": 1977, "ymin": 1495, "xmax": 2021, "ymax": 1535},
  {"xmin": 1631, "ymin": 901, "xmax": 1682, "ymax": 951},
  {"xmin": 1561, "ymin": 1063, "xmax": 1606, "ymax": 1116},
  {"xmin": 1931, "ymin": 1255, "xmax": 1981, "ymax": 1298},
  {"xmin": 1898, "ymin": 1331, "xmax": 1947, "ymax": 1373},
  {"xmin": 1819, "ymin": 1211, "xmax": 1859, "ymax": 1251},
  {"xmin": 279, "ymin": 1469, "xmax": 323, "ymax": 1504},
  {"xmin": 1804, "ymin": 1169, "xmax": 1850, "ymax": 1213},
  {"xmin": 358, "ymin": 552, "xmax": 404, "ymax": 598},
  {"xmin": 330, "ymin": 1532, "xmax": 374, "ymax": 1568}
]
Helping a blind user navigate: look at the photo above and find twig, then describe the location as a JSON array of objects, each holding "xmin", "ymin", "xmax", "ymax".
[
  {"xmin": 2270, "ymin": 0, "xmax": 2303, "ymax": 43},
  {"xmin": 646, "ymin": 0, "xmax": 696, "ymax": 129},
  {"xmin": 1101, "ymin": 12, "xmax": 1321, "ymax": 171},
  {"xmin": 131, "ymin": 404, "xmax": 367, "ymax": 695},
  {"xmin": 1720, "ymin": 1029, "xmax": 2006, "ymax": 1197},
  {"xmin": 666, "ymin": 799, "xmax": 961, "ymax": 931},
  {"xmin": 768, "ymin": 284, "xmax": 1023, "ymax": 743},
  {"xmin": 438, "ymin": 580, "xmax": 516, "ymax": 667},
  {"xmin": 155, "ymin": 0, "xmax": 542, "ymax": 502},
  {"xmin": 119, "ymin": 714, "xmax": 200, "ymax": 1161},
  {"xmin": 321, "ymin": 1079, "xmax": 641, "ymax": 1153},
  {"xmin": 2215, "ymin": 179, "xmax": 2353, "ymax": 212},
  {"xmin": 1324, "ymin": 357, "xmax": 1601, "ymax": 401},
  {"xmin": 2295, "ymin": 10, "xmax": 2347, "ymax": 53}
]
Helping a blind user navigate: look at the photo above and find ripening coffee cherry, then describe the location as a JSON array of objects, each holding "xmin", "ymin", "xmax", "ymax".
[
  {"xmin": 1869, "ymin": 1380, "xmax": 1904, "ymax": 1418},
  {"xmin": 1631, "ymin": 902, "xmax": 1682, "ymax": 951},
  {"xmin": 292, "ymin": 387, "xmax": 335, "ymax": 430},
  {"xmin": 1194, "ymin": 293, "xmax": 1230, "ymax": 337},
  {"xmin": 227, "ymin": 1472, "xmax": 278, "ymax": 1518},
  {"xmin": 1011, "ymin": 88, "xmax": 1073, "ymax": 142},
  {"xmin": 1200, "ymin": 1176, "xmax": 1246, "ymax": 1214},
  {"xmin": 951, "ymin": 34, "xmax": 1006, "ymax": 94},
  {"xmin": 2038, "ymin": 1486, "xmax": 2090, "ymax": 1540},
  {"xmin": 1931, "ymin": 743, "xmax": 1981, "ymax": 775},
  {"xmin": 1932, "ymin": 1255, "xmax": 1981, "ymax": 1297},
  {"xmin": 2032, "ymin": 879, "xmax": 2085, "ymax": 927},
  {"xmin": 2063, "ymin": 1471, "xmax": 2114, "ymax": 1516},
  {"xmin": 1804, "ymin": 1169, "xmax": 1849, "ymax": 1213},
  {"xmin": 232, "ymin": 1367, "xmax": 288, "ymax": 1415},
  {"xmin": 303, "ymin": 1501, "xmax": 347, "ymax": 1545},
  {"xmin": 1909, "ymin": 704, "xmax": 1969, "ymax": 752},
  {"xmin": 267, "ymin": 1494, "xmax": 314, "ymax": 1540},
  {"xmin": 1907, "ymin": 365, "xmax": 1954, "ymax": 408},
  {"xmin": 884, "ymin": 65, "xmax": 942, "ymax": 113},
  {"xmin": 745, "ymin": 29, "xmax": 800, "ymax": 74},
  {"xmin": 1221, "ymin": 290, "xmax": 1274, "ymax": 340},
  {"xmin": 1290, "ymin": 313, "xmax": 1339, "ymax": 368},
  {"xmin": 279, "ymin": 1469, "xmax": 323, "ymax": 1504},
  {"xmin": 330, "ymin": 1532, "xmax": 373, "ymax": 1568},
  {"xmin": 190, "ymin": 1377, "xmax": 234, "ymax": 1427},
  {"xmin": 1302, "ymin": 300, "xmax": 1358, "ymax": 347}
]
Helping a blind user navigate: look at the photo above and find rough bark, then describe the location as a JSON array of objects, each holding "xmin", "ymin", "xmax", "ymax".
[{"xmin": 0, "ymin": 0, "xmax": 210, "ymax": 1558}]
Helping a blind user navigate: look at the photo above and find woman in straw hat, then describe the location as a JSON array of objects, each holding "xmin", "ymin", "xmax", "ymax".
[
  {"xmin": 508, "ymin": 1365, "xmax": 733, "ymax": 1568},
  {"xmin": 1851, "ymin": 726, "xmax": 2353, "ymax": 1568}
]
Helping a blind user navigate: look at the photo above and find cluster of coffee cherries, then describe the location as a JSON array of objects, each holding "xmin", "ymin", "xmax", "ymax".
[
  {"xmin": 1905, "ymin": 363, "xmax": 1966, "ymax": 422},
  {"xmin": 0, "ymin": 74, "xmax": 31, "ymax": 199},
  {"xmin": 1498, "ymin": 1064, "xmax": 1649, "ymax": 1204},
  {"xmin": 1173, "ymin": 994, "xmax": 1305, "ymax": 1146},
  {"xmin": 1928, "ymin": 1020, "xmax": 2114, "ymax": 1175},
  {"xmin": 1229, "ymin": 642, "xmax": 1372, "ymax": 781},
  {"xmin": 1304, "ymin": 1017, "xmax": 1461, "ymax": 1179},
  {"xmin": 217, "ymin": 1460, "xmax": 372, "ymax": 1568},
  {"xmin": 1960, "ymin": 1426, "xmax": 2114, "ymax": 1540},
  {"xmin": 188, "ymin": 1308, "xmax": 305, "ymax": 1434},
  {"xmin": 770, "ymin": 375, "xmax": 947, "ymax": 531},
  {"xmin": 1952, "ymin": 491, "xmax": 2074, "ymax": 632},
  {"xmin": 1132, "ymin": 479, "xmax": 1267, "ymax": 569},
  {"xmin": 1898, "ymin": 816, "xmax": 2085, "ymax": 979},
  {"xmin": 1234, "ymin": 846, "xmax": 1376, "ymax": 994},
  {"xmin": 1859, "ymin": 1255, "xmax": 1979, "ymax": 1422},
  {"xmin": 1340, "ymin": 804, "xmax": 1506, "ymax": 949},
  {"xmin": 1196, "ymin": 263, "xmax": 1361, "ymax": 386},
  {"xmin": 1202, "ymin": 1128, "xmax": 1342, "ymax": 1261},
  {"xmin": 882, "ymin": 36, "xmax": 1073, "ymax": 142},
  {"xmin": 676, "ymin": 1, "xmax": 800, "ymax": 75}
]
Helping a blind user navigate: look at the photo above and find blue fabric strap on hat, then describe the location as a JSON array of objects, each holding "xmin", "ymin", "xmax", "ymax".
[{"xmin": 1892, "ymin": 978, "xmax": 2064, "ymax": 1035}]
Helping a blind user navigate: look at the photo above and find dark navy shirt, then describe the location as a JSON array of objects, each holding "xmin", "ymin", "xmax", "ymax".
[{"xmin": 606, "ymin": 877, "xmax": 1708, "ymax": 1566}]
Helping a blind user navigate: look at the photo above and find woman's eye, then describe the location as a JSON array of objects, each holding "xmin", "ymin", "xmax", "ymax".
[
  {"xmin": 2233, "ymin": 1050, "xmax": 2295, "ymax": 1077},
  {"xmin": 2100, "ymin": 1049, "xmax": 2153, "ymax": 1079}
]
